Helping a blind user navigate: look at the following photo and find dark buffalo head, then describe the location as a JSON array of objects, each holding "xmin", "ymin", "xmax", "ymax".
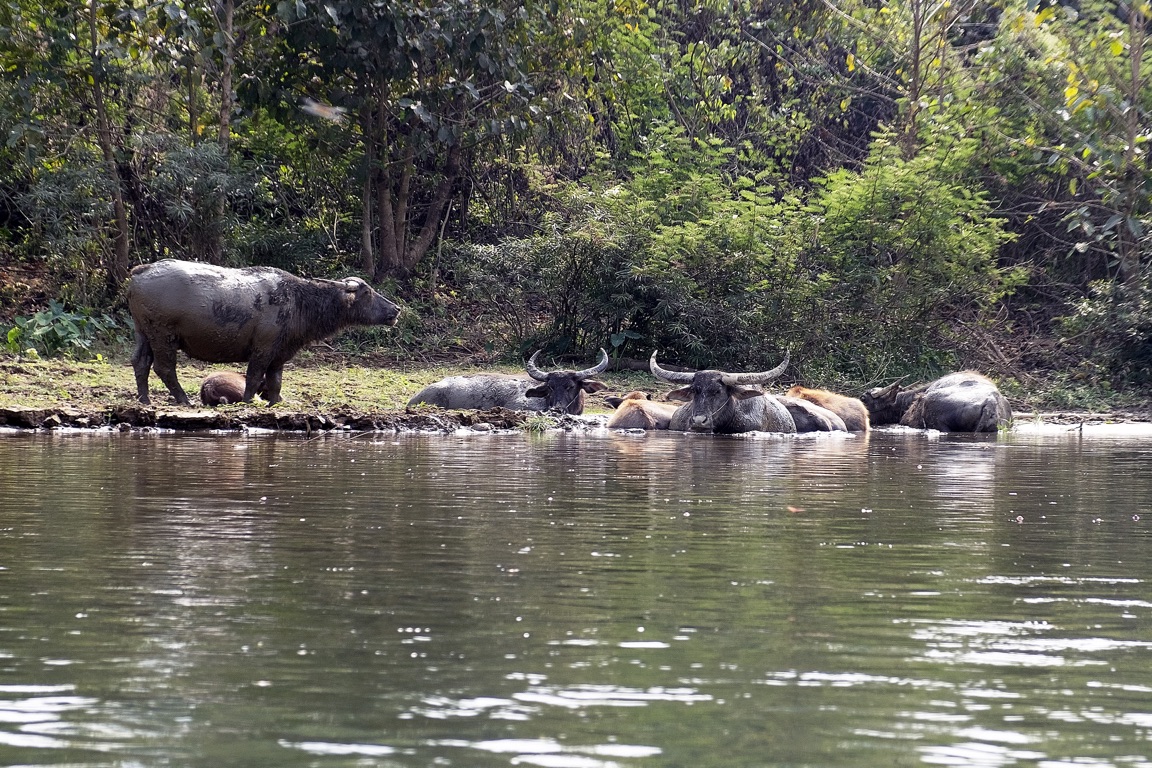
[
  {"xmin": 650, "ymin": 351, "xmax": 792, "ymax": 433},
  {"xmin": 860, "ymin": 378, "xmax": 917, "ymax": 426},
  {"xmin": 339, "ymin": 277, "xmax": 401, "ymax": 327},
  {"xmin": 605, "ymin": 391, "xmax": 652, "ymax": 408},
  {"xmin": 523, "ymin": 348, "xmax": 611, "ymax": 414}
]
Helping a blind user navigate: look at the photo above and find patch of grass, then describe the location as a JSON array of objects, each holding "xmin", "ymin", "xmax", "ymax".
[
  {"xmin": 7, "ymin": 345, "xmax": 1139, "ymax": 420},
  {"xmin": 0, "ymin": 346, "xmax": 677, "ymax": 414},
  {"xmin": 520, "ymin": 413, "xmax": 556, "ymax": 433}
]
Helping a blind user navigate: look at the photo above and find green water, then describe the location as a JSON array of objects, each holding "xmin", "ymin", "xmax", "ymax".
[{"xmin": 2, "ymin": 426, "xmax": 1152, "ymax": 767}]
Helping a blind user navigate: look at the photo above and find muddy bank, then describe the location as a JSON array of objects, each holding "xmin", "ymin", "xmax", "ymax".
[
  {"xmin": 0, "ymin": 404, "xmax": 590, "ymax": 433},
  {"xmin": 0, "ymin": 402, "xmax": 1149, "ymax": 434}
]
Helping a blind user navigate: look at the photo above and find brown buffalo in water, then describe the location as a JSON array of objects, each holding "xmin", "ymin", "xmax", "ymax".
[
  {"xmin": 861, "ymin": 371, "xmax": 1012, "ymax": 432},
  {"xmin": 408, "ymin": 350, "xmax": 610, "ymax": 414},
  {"xmin": 127, "ymin": 259, "xmax": 400, "ymax": 406},
  {"xmin": 605, "ymin": 391, "xmax": 680, "ymax": 430},
  {"xmin": 649, "ymin": 351, "xmax": 796, "ymax": 434},
  {"xmin": 785, "ymin": 385, "xmax": 871, "ymax": 432}
]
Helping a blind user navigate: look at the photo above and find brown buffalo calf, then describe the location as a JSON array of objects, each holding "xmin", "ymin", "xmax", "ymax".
[
  {"xmin": 200, "ymin": 371, "xmax": 253, "ymax": 406},
  {"xmin": 605, "ymin": 391, "xmax": 680, "ymax": 430}
]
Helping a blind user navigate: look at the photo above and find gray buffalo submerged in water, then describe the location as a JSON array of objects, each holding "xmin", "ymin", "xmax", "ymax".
[
  {"xmin": 861, "ymin": 371, "xmax": 1013, "ymax": 432},
  {"xmin": 128, "ymin": 259, "xmax": 400, "ymax": 406},
  {"xmin": 407, "ymin": 349, "xmax": 610, "ymax": 414},
  {"xmin": 649, "ymin": 351, "xmax": 796, "ymax": 434},
  {"xmin": 775, "ymin": 395, "xmax": 847, "ymax": 432},
  {"xmin": 785, "ymin": 385, "xmax": 871, "ymax": 432}
]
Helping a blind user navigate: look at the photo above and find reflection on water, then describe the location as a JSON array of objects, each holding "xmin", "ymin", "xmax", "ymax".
[{"xmin": 2, "ymin": 426, "xmax": 1152, "ymax": 766}]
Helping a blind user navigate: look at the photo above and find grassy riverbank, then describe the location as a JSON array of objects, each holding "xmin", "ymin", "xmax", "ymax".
[
  {"xmin": 0, "ymin": 350, "xmax": 658, "ymax": 430},
  {"xmin": 0, "ymin": 351, "xmax": 662, "ymax": 412},
  {"xmin": 1, "ymin": 349, "xmax": 1150, "ymax": 431}
]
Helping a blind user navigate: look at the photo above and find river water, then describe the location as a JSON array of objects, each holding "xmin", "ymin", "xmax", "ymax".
[{"xmin": 2, "ymin": 425, "xmax": 1152, "ymax": 767}]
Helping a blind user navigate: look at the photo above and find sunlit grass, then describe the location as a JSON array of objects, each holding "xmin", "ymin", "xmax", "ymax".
[
  {"xmin": 4, "ymin": 348, "xmax": 1137, "ymax": 419},
  {"xmin": 0, "ymin": 349, "xmax": 660, "ymax": 415}
]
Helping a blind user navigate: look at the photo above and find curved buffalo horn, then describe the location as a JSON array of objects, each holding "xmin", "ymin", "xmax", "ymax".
[
  {"xmin": 525, "ymin": 350, "xmax": 549, "ymax": 381},
  {"xmin": 573, "ymin": 348, "xmax": 610, "ymax": 378},
  {"xmin": 649, "ymin": 351, "xmax": 696, "ymax": 383},
  {"xmin": 719, "ymin": 351, "xmax": 791, "ymax": 386},
  {"xmin": 526, "ymin": 348, "xmax": 610, "ymax": 380},
  {"xmin": 873, "ymin": 377, "xmax": 904, "ymax": 399}
]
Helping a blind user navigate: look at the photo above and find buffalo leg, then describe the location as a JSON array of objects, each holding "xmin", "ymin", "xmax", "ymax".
[
  {"xmin": 131, "ymin": 331, "xmax": 154, "ymax": 404},
  {"xmin": 151, "ymin": 344, "xmax": 191, "ymax": 405},
  {"xmin": 262, "ymin": 364, "xmax": 284, "ymax": 406},
  {"xmin": 243, "ymin": 359, "xmax": 282, "ymax": 405}
]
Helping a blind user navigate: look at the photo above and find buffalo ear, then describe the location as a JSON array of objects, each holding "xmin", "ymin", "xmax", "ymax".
[
  {"xmin": 666, "ymin": 387, "xmax": 693, "ymax": 402},
  {"xmin": 731, "ymin": 386, "xmax": 766, "ymax": 401},
  {"xmin": 581, "ymin": 379, "xmax": 608, "ymax": 394},
  {"xmin": 525, "ymin": 385, "xmax": 550, "ymax": 398},
  {"xmin": 338, "ymin": 279, "xmax": 362, "ymax": 307},
  {"xmin": 605, "ymin": 396, "xmax": 625, "ymax": 408}
]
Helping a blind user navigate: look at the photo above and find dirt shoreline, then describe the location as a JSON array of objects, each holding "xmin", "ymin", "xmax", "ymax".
[
  {"xmin": 1, "ymin": 402, "xmax": 1150, "ymax": 434},
  {"xmin": 3, "ymin": 356, "xmax": 1151, "ymax": 434},
  {"xmin": 0, "ymin": 403, "xmax": 552, "ymax": 433}
]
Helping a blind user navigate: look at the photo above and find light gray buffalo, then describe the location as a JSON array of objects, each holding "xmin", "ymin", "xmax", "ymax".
[
  {"xmin": 408, "ymin": 349, "xmax": 610, "ymax": 414},
  {"xmin": 605, "ymin": 391, "xmax": 680, "ymax": 430},
  {"xmin": 649, "ymin": 351, "xmax": 796, "ymax": 434},
  {"xmin": 776, "ymin": 395, "xmax": 847, "ymax": 432},
  {"xmin": 785, "ymin": 385, "xmax": 871, "ymax": 432},
  {"xmin": 128, "ymin": 259, "xmax": 400, "ymax": 406},
  {"xmin": 861, "ymin": 371, "xmax": 1013, "ymax": 432}
]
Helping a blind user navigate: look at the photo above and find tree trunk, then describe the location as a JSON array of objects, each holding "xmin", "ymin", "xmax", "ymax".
[
  {"xmin": 900, "ymin": 0, "xmax": 925, "ymax": 159},
  {"xmin": 394, "ymin": 138, "xmax": 414, "ymax": 258},
  {"xmin": 208, "ymin": 0, "xmax": 235, "ymax": 266},
  {"xmin": 359, "ymin": 103, "xmax": 376, "ymax": 276},
  {"xmin": 374, "ymin": 132, "xmax": 413, "ymax": 278},
  {"xmin": 87, "ymin": 0, "xmax": 131, "ymax": 293},
  {"xmin": 1117, "ymin": 3, "xmax": 1148, "ymax": 285},
  {"xmin": 405, "ymin": 142, "xmax": 461, "ymax": 273}
]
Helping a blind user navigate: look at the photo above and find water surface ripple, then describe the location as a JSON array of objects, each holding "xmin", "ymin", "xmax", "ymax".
[{"xmin": 1, "ymin": 427, "xmax": 1152, "ymax": 766}]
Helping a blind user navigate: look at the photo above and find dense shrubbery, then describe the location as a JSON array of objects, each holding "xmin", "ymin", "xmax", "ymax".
[
  {"xmin": 442, "ymin": 127, "xmax": 1023, "ymax": 380},
  {"xmin": 0, "ymin": 0, "xmax": 1149, "ymax": 392},
  {"xmin": 1061, "ymin": 273, "xmax": 1152, "ymax": 387}
]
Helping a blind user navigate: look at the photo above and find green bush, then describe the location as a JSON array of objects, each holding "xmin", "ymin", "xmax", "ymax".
[
  {"xmin": 446, "ymin": 197, "xmax": 654, "ymax": 359},
  {"xmin": 798, "ymin": 135, "xmax": 1024, "ymax": 378},
  {"xmin": 4, "ymin": 301, "xmax": 128, "ymax": 359},
  {"xmin": 1060, "ymin": 274, "xmax": 1152, "ymax": 387}
]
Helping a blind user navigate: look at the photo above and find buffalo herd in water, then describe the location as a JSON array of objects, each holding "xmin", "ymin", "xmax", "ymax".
[
  {"xmin": 126, "ymin": 259, "xmax": 1011, "ymax": 434},
  {"xmin": 405, "ymin": 348, "xmax": 1013, "ymax": 434}
]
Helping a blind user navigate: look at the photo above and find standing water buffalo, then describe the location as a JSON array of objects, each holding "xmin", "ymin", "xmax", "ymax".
[
  {"xmin": 407, "ymin": 349, "xmax": 610, "ymax": 414},
  {"xmin": 861, "ymin": 371, "xmax": 1012, "ymax": 432},
  {"xmin": 649, "ymin": 351, "xmax": 796, "ymax": 434},
  {"xmin": 785, "ymin": 385, "xmax": 871, "ymax": 432},
  {"xmin": 605, "ymin": 391, "xmax": 680, "ymax": 430},
  {"xmin": 127, "ymin": 259, "xmax": 401, "ymax": 406}
]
